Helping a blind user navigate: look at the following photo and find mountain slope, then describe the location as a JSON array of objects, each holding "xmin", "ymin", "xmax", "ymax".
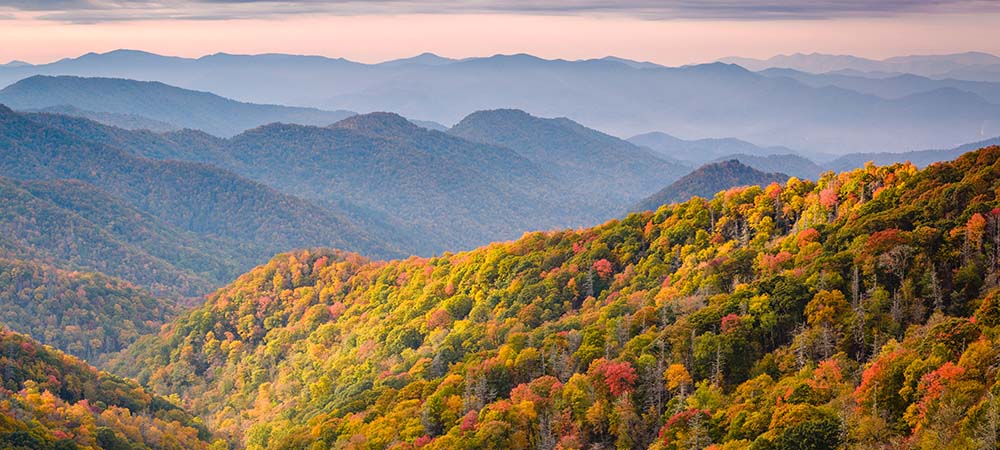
[
  {"xmin": 114, "ymin": 145, "xmax": 1000, "ymax": 449},
  {"xmin": 635, "ymin": 159, "xmax": 789, "ymax": 210},
  {"xmin": 449, "ymin": 109, "xmax": 688, "ymax": 213},
  {"xmin": 0, "ymin": 75, "xmax": 356, "ymax": 136},
  {"xmin": 27, "ymin": 104, "xmax": 180, "ymax": 132},
  {"xmin": 221, "ymin": 112, "xmax": 591, "ymax": 251},
  {"xmin": 0, "ymin": 105, "xmax": 398, "ymax": 294},
  {"xmin": 0, "ymin": 176, "xmax": 235, "ymax": 297},
  {"xmin": 0, "ymin": 257, "xmax": 177, "ymax": 362},
  {"xmin": 0, "ymin": 328, "xmax": 216, "ymax": 449}
]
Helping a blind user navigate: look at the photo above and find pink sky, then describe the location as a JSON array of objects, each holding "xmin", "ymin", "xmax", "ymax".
[{"xmin": 2, "ymin": 11, "xmax": 1000, "ymax": 65}]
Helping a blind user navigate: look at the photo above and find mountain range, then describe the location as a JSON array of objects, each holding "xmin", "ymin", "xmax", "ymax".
[
  {"xmin": 0, "ymin": 105, "xmax": 397, "ymax": 296},
  {"xmin": 0, "ymin": 103, "xmax": 695, "ymax": 298},
  {"xmin": 106, "ymin": 145, "xmax": 1000, "ymax": 449},
  {"xmin": 0, "ymin": 75, "xmax": 356, "ymax": 137},
  {"xmin": 626, "ymin": 131, "xmax": 796, "ymax": 165},
  {"xmin": 3, "ymin": 50, "xmax": 1000, "ymax": 153},
  {"xmin": 720, "ymin": 51, "xmax": 1000, "ymax": 80}
]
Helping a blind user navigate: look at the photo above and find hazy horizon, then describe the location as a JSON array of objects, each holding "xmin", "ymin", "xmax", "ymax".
[
  {"xmin": 5, "ymin": 47, "xmax": 1000, "ymax": 68},
  {"xmin": 3, "ymin": 1, "xmax": 1000, "ymax": 65}
]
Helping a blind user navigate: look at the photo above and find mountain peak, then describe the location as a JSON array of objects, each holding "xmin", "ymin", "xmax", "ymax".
[
  {"xmin": 455, "ymin": 108, "xmax": 533, "ymax": 124},
  {"xmin": 681, "ymin": 61, "xmax": 753, "ymax": 75},
  {"xmin": 636, "ymin": 159, "xmax": 788, "ymax": 210},
  {"xmin": 330, "ymin": 111, "xmax": 421, "ymax": 135},
  {"xmin": 379, "ymin": 52, "xmax": 455, "ymax": 67}
]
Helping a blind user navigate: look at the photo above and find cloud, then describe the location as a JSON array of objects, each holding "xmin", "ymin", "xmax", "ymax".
[{"xmin": 3, "ymin": 0, "xmax": 999, "ymax": 23}]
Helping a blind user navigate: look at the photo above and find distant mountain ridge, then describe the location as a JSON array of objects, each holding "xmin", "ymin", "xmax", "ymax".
[
  {"xmin": 627, "ymin": 131, "xmax": 796, "ymax": 165},
  {"xmin": 0, "ymin": 75, "xmax": 357, "ymax": 136},
  {"xmin": 825, "ymin": 136, "xmax": 1000, "ymax": 173},
  {"xmin": 720, "ymin": 51, "xmax": 1000, "ymax": 80},
  {"xmin": 3, "ymin": 51, "xmax": 999, "ymax": 152}
]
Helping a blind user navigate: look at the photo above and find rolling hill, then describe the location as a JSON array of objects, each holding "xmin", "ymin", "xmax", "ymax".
[
  {"xmin": 112, "ymin": 146, "xmax": 1000, "ymax": 449},
  {"xmin": 0, "ymin": 75, "xmax": 356, "ymax": 136},
  {"xmin": 635, "ymin": 159, "xmax": 789, "ymax": 210}
]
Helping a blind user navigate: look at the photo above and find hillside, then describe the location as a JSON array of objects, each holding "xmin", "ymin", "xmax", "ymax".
[
  {"xmin": 0, "ymin": 176, "xmax": 239, "ymax": 296},
  {"xmin": 0, "ymin": 105, "xmax": 399, "ymax": 295},
  {"xmin": 114, "ymin": 146, "xmax": 1000, "ymax": 449},
  {"xmin": 0, "ymin": 75, "xmax": 356, "ymax": 136},
  {"xmin": 449, "ymin": 109, "xmax": 687, "ymax": 212},
  {"xmin": 635, "ymin": 160, "xmax": 789, "ymax": 211},
  {"xmin": 0, "ymin": 257, "xmax": 177, "ymax": 362},
  {"xmin": 28, "ymin": 104, "xmax": 180, "ymax": 132},
  {"xmin": 0, "ymin": 328, "xmax": 216, "ymax": 449}
]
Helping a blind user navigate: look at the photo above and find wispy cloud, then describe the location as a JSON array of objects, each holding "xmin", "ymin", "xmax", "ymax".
[{"xmin": 2, "ymin": 0, "xmax": 999, "ymax": 23}]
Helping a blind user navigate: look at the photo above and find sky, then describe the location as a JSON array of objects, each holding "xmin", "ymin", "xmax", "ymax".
[{"xmin": 2, "ymin": 1, "xmax": 1000, "ymax": 65}]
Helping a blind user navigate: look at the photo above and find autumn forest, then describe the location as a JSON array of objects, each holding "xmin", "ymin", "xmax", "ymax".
[{"xmin": 5, "ymin": 9, "xmax": 1000, "ymax": 449}]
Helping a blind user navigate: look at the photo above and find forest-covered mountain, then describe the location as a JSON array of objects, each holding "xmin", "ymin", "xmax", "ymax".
[
  {"xmin": 223, "ymin": 113, "xmax": 585, "ymax": 250},
  {"xmin": 0, "ymin": 75, "xmax": 356, "ymax": 137},
  {"xmin": 0, "ymin": 105, "xmax": 397, "ymax": 296},
  {"xmin": 21, "ymin": 108, "xmax": 687, "ymax": 253},
  {"xmin": 711, "ymin": 154, "xmax": 823, "ymax": 179},
  {"xmin": 635, "ymin": 160, "xmax": 789, "ymax": 211},
  {"xmin": 449, "ymin": 109, "xmax": 687, "ymax": 212},
  {"xmin": 0, "ymin": 257, "xmax": 176, "ymax": 362},
  {"xmin": 3, "ymin": 51, "xmax": 999, "ymax": 153},
  {"xmin": 0, "ymin": 176, "xmax": 236, "ymax": 297},
  {"xmin": 0, "ymin": 328, "xmax": 218, "ymax": 449},
  {"xmin": 111, "ymin": 146, "xmax": 1000, "ymax": 449}
]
